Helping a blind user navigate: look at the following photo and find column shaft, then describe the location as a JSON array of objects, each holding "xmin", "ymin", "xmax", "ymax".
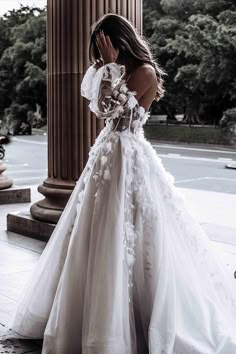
[{"xmin": 31, "ymin": 0, "xmax": 142, "ymax": 223}]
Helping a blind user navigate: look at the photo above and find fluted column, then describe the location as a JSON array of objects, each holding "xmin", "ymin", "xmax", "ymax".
[{"xmin": 31, "ymin": 0, "xmax": 142, "ymax": 224}]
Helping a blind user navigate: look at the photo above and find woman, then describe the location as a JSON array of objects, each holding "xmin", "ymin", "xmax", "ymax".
[{"xmin": 11, "ymin": 14, "xmax": 236, "ymax": 354}]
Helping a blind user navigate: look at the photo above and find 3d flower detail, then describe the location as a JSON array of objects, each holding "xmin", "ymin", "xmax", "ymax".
[
  {"xmin": 120, "ymin": 83, "xmax": 128, "ymax": 93},
  {"xmin": 127, "ymin": 95, "xmax": 138, "ymax": 109},
  {"xmin": 103, "ymin": 141, "xmax": 112, "ymax": 154},
  {"xmin": 100, "ymin": 155, "xmax": 108, "ymax": 166},
  {"xmin": 103, "ymin": 169, "xmax": 111, "ymax": 181}
]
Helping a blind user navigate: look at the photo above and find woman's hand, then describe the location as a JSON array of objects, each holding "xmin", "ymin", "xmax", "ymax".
[{"xmin": 95, "ymin": 31, "xmax": 119, "ymax": 66}]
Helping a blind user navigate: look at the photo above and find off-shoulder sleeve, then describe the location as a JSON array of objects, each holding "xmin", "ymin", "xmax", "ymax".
[
  {"xmin": 80, "ymin": 63, "xmax": 139, "ymax": 120},
  {"xmin": 80, "ymin": 65, "xmax": 97, "ymax": 101}
]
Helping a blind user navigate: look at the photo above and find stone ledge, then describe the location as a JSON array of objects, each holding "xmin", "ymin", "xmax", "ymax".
[
  {"xmin": 0, "ymin": 186, "xmax": 31, "ymax": 204},
  {"xmin": 7, "ymin": 211, "xmax": 55, "ymax": 242}
]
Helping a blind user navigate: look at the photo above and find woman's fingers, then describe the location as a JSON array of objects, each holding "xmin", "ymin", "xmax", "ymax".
[
  {"xmin": 98, "ymin": 31, "xmax": 113, "ymax": 50},
  {"xmin": 99, "ymin": 31, "xmax": 108, "ymax": 47},
  {"xmin": 95, "ymin": 31, "xmax": 117, "ymax": 64},
  {"xmin": 96, "ymin": 33, "xmax": 102, "ymax": 54},
  {"xmin": 96, "ymin": 32, "xmax": 108, "ymax": 60},
  {"xmin": 105, "ymin": 35, "xmax": 113, "ymax": 49}
]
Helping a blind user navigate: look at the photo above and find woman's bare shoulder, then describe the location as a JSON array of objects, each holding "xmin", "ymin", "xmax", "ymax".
[
  {"xmin": 127, "ymin": 63, "xmax": 157, "ymax": 100},
  {"xmin": 134, "ymin": 63, "xmax": 157, "ymax": 82}
]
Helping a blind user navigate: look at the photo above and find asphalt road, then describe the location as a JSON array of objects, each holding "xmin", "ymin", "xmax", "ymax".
[
  {"xmin": 152, "ymin": 142, "xmax": 236, "ymax": 194},
  {"xmin": 3, "ymin": 135, "xmax": 47, "ymax": 186},
  {"xmin": 2, "ymin": 135, "xmax": 236, "ymax": 194}
]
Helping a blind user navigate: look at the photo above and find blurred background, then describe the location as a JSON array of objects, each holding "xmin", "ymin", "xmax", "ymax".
[
  {"xmin": 0, "ymin": 1, "xmax": 46, "ymax": 136},
  {"xmin": 0, "ymin": 0, "xmax": 235, "ymax": 144},
  {"xmin": 0, "ymin": 0, "xmax": 235, "ymax": 192}
]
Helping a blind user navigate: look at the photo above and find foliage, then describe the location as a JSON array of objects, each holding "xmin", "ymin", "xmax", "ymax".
[
  {"xmin": 219, "ymin": 107, "xmax": 236, "ymax": 144},
  {"xmin": 0, "ymin": 1, "xmax": 235, "ymax": 132},
  {"xmin": 144, "ymin": 124, "xmax": 226, "ymax": 144},
  {"xmin": 0, "ymin": 5, "xmax": 46, "ymax": 131},
  {"xmin": 144, "ymin": 0, "xmax": 236, "ymax": 125}
]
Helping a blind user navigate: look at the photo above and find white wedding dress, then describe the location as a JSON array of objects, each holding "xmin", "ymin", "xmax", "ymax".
[{"xmin": 10, "ymin": 63, "xmax": 236, "ymax": 354}]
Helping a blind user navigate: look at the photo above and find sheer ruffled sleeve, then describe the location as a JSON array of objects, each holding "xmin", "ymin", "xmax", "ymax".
[
  {"xmin": 80, "ymin": 65, "xmax": 97, "ymax": 101},
  {"xmin": 81, "ymin": 63, "xmax": 138, "ymax": 116},
  {"xmin": 81, "ymin": 62, "xmax": 149, "ymax": 133}
]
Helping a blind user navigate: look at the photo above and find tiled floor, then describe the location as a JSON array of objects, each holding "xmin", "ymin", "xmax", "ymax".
[
  {"xmin": 0, "ymin": 241, "xmax": 44, "ymax": 353},
  {"xmin": 0, "ymin": 187, "xmax": 45, "ymax": 353}
]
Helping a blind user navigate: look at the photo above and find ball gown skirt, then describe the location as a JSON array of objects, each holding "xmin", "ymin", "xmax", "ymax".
[{"xmin": 10, "ymin": 63, "xmax": 236, "ymax": 354}]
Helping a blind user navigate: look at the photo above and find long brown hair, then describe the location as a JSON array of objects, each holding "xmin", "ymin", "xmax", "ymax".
[{"xmin": 89, "ymin": 14, "xmax": 166, "ymax": 101}]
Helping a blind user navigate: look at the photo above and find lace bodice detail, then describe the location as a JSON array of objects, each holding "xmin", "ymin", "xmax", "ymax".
[{"xmin": 81, "ymin": 63, "xmax": 150, "ymax": 134}]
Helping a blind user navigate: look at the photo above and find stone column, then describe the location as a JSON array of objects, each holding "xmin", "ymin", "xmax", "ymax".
[{"xmin": 31, "ymin": 0, "xmax": 142, "ymax": 224}]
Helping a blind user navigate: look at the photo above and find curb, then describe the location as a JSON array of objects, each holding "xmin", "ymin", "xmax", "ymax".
[
  {"xmin": 148, "ymin": 139, "xmax": 236, "ymax": 152},
  {"xmin": 225, "ymin": 164, "xmax": 236, "ymax": 170}
]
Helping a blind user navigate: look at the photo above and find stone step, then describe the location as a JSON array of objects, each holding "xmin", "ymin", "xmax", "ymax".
[
  {"xmin": 7, "ymin": 211, "xmax": 55, "ymax": 242},
  {"xmin": 0, "ymin": 186, "xmax": 31, "ymax": 205}
]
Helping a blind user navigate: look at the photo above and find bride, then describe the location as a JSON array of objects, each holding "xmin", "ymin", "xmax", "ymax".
[{"xmin": 10, "ymin": 14, "xmax": 236, "ymax": 354}]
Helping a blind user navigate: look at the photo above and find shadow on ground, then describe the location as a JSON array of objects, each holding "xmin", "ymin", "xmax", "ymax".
[{"xmin": 0, "ymin": 323, "xmax": 42, "ymax": 353}]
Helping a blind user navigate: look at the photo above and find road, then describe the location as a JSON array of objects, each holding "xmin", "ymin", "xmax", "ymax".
[
  {"xmin": 3, "ymin": 135, "xmax": 47, "ymax": 186},
  {"xmin": 152, "ymin": 142, "xmax": 236, "ymax": 194},
  {"xmin": 2, "ymin": 135, "xmax": 236, "ymax": 194}
]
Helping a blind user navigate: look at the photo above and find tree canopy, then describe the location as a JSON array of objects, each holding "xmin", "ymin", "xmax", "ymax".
[
  {"xmin": 0, "ymin": 5, "xmax": 46, "ymax": 131},
  {"xmin": 144, "ymin": 0, "xmax": 236, "ymax": 124},
  {"xmin": 0, "ymin": 1, "xmax": 235, "ymax": 129}
]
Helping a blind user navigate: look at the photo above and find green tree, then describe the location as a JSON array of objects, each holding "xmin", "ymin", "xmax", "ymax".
[
  {"xmin": 0, "ymin": 5, "xmax": 46, "ymax": 130},
  {"xmin": 143, "ymin": 0, "xmax": 236, "ymax": 124}
]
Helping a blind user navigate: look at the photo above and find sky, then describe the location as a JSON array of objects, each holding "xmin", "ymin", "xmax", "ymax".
[{"xmin": 0, "ymin": 0, "xmax": 46, "ymax": 16}]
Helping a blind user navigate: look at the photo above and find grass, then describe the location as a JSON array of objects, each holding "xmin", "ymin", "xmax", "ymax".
[{"xmin": 143, "ymin": 124, "xmax": 230, "ymax": 145}]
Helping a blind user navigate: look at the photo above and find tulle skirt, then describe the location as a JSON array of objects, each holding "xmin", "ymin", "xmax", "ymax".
[{"xmin": 10, "ymin": 125, "xmax": 236, "ymax": 354}]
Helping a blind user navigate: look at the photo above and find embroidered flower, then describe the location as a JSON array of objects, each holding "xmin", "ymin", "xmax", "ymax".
[
  {"xmin": 113, "ymin": 89, "xmax": 119, "ymax": 98},
  {"xmin": 118, "ymin": 93, "xmax": 127, "ymax": 102},
  {"xmin": 120, "ymin": 83, "xmax": 128, "ymax": 93},
  {"xmin": 131, "ymin": 119, "xmax": 142, "ymax": 131},
  {"xmin": 103, "ymin": 168, "xmax": 111, "ymax": 181},
  {"xmin": 137, "ymin": 106, "xmax": 145, "ymax": 115},
  {"xmin": 103, "ymin": 141, "xmax": 112, "ymax": 154},
  {"xmin": 78, "ymin": 190, "xmax": 84, "ymax": 203},
  {"xmin": 93, "ymin": 174, "xmax": 99, "ymax": 183},
  {"xmin": 127, "ymin": 95, "xmax": 138, "ymax": 109},
  {"xmin": 100, "ymin": 155, "xmax": 108, "ymax": 166}
]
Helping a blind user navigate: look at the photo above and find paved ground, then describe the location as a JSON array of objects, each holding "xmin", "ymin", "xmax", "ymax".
[
  {"xmin": 0, "ymin": 187, "xmax": 45, "ymax": 353},
  {"xmin": 3, "ymin": 136, "xmax": 236, "ymax": 194},
  {"xmin": 4, "ymin": 136, "xmax": 47, "ymax": 187},
  {"xmin": 152, "ymin": 142, "xmax": 236, "ymax": 194},
  {"xmin": 0, "ymin": 184, "xmax": 236, "ymax": 353}
]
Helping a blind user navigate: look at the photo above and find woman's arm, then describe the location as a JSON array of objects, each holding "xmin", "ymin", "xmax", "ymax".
[
  {"xmin": 95, "ymin": 31, "xmax": 157, "ymax": 113},
  {"xmin": 88, "ymin": 63, "xmax": 137, "ymax": 119},
  {"xmin": 81, "ymin": 32, "xmax": 157, "ymax": 121}
]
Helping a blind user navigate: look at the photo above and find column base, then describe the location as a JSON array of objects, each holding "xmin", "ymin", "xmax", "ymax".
[
  {"xmin": 30, "ymin": 178, "xmax": 76, "ymax": 224},
  {"xmin": 7, "ymin": 211, "xmax": 55, "ymax": 242},
  {"xmin": 0, "ymin": 185, "xmax": 30, "ymax": 204},
  {"xmin": 0, "ymin": 161, "xmax": 13, "ymax": 190},
  {"xmin": 0, "ymin": 175, "xmax": 13, "ymax": 190}
]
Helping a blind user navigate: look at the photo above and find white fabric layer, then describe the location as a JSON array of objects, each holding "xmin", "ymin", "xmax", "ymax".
[{"xmin": 11, "ymin": 63, "xmax": 236, "ymax": 354}]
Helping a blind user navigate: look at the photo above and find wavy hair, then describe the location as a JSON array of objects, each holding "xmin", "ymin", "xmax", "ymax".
[{"xmin": 89, "ymin": 14, "xmax": 166, "ymax": 101}]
